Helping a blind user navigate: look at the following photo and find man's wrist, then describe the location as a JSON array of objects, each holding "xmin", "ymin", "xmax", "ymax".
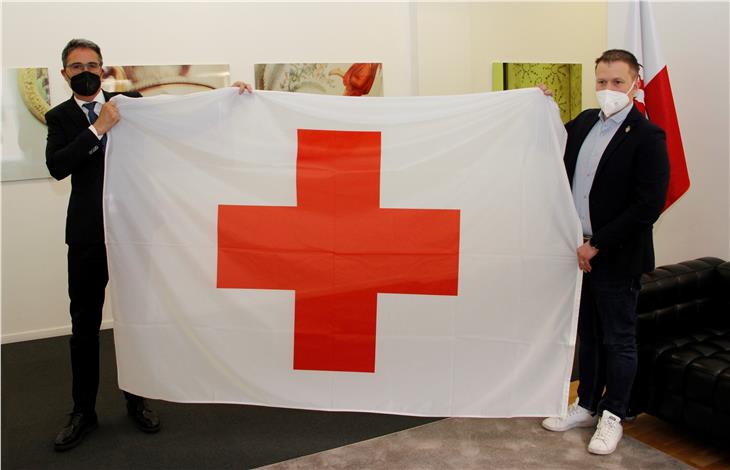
[{"xmin": 89, "ymin": 124, "xmax": 104, "ymax": 139}]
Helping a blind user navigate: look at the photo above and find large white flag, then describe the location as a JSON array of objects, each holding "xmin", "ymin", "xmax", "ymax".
[{"xmin": 105, "ymin": 88, "xmax": 581, "ymax": 417}]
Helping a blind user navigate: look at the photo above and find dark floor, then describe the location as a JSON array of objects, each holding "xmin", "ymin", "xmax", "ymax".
[{"xmin": 1, "ymin": 330, "xmax": 440, "ymax": 469}]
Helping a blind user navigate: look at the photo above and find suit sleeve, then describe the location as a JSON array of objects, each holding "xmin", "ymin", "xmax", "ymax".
[
  {"xmin": 564, "ymin": 116, "xmax": 576, "ymax": 134},
  {"xmin": 45, "ymin": 110, "xmax": 102, "ymax": 181},
  {"xmin": 564, "ymin": 109, "xmax": 595, "ymax": 135},
  {"xmin": 591, "ymin": 126, "xmax": 670, "ymax": 249}
]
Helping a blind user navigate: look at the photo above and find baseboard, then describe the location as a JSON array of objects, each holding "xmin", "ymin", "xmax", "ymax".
[{"xmin": 1, "ymin": 319, "xmax": 114, "ymax": 344}]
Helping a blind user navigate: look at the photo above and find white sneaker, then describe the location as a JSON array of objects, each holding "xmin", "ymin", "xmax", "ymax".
[
  {"xmin": 541, "ymin": 399, "xmax": 598, "ymax": 432},
  {"xmin": 588, "ymin": 410, "xmax": 623, "ymax": 455}
]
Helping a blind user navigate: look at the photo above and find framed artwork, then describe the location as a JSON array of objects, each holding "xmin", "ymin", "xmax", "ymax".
[
  {"xmin": 101, "ymin": 64, "xmax": 230, "ymax": 96},
  {"xmin": 2, "ymin": 67, "xmax": 51, "ymax": 181},
  {"xmin": 492, "ymin": 62, "xmax": 581, "ymax": 123},
  {"xmin": 255, "ymin": 63, "xmax": 383, "ymax": 96}
]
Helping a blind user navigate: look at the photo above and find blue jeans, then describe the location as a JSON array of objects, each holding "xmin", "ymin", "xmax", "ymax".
[{"xmin": 576, "ymin": 269, "xmax": 641, "ymax": 419}]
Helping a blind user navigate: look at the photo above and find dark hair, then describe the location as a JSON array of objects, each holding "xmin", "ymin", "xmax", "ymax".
[
  {"xmin": 595, "ymin": 49, "xmax": 641, "ymax": 77},
  {"xmin": 61, "ymin": 38, "xmax": 103, "ymax": 67}
]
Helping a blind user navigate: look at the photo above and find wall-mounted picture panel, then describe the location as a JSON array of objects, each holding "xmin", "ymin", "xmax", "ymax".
[
  {"xmin": 2, "ymin": 67, "xmax": 51, "ymax": 182},
  {"xmin": 101, "ymin": 64, "xmax": 230, "ymax": 96},
  {"xmin": 255, "ymin": 63, "xmax": 383, "ymax": 96},
  {"xmin": 493, "ymin": 62, "xmax": 581, "ymax": 123}
]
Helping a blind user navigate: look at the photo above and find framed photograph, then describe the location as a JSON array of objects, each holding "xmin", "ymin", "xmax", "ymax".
[
  {"xmin": 493, "ymin": 62, "xmax": 581, "ymax": 123},
  {"xmin": 255, "ymin": 63, "xmax": 383, "ymax": 96},
  {"xmin": 2, "ymin": 67, "xmax": 51, "ymax": 181},
  {"xmin": 101, "ymin": 64, "xmax": 230, "ymax": 96}
]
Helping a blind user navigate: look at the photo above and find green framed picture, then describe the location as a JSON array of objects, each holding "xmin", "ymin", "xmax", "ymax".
[{"xmin": 493, "ymin": 62, "xmax": 581, "ymax": 123}]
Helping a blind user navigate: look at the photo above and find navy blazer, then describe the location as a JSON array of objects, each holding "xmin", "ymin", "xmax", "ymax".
[
  {"xmin": 564, "ymin": 106, "xmax": 670, "ymax": 275},
  {"xmin": 46, "ymin": 90, "xmax": 141, "ymax": 244}
]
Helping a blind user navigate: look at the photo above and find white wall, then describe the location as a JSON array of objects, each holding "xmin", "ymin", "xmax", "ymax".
[
  {"xmin": 414, "ymin": 2, "xmax": 606, "ymax": 101},
  {"xmin": 2, "ymin": 1, "xmax": 729, "ymax": 343},
  {"xmin": 1, "ymin": 1, "xmax": 416, "ymax": 342}
]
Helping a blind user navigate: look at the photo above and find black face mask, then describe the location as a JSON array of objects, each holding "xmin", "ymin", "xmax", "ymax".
[{"xmin": 69, "ymin": 71, "xmax": 101, "ymax": 96}]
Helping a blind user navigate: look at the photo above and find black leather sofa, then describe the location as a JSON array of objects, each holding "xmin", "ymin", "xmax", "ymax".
[{"xmin": 629, "ymin": 257, "xmax": 730, "ymax": 444}]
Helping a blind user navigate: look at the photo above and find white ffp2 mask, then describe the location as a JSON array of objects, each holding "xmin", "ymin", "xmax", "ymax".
[{"xmin": 596, "ymin": 81, "xmax": 636, "ymax": 117}]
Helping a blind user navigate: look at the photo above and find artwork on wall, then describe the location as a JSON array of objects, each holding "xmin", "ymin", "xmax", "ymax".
[
  {"xmin": 255, "ymin": 63, "xmax": 383, "ymax": 96},
  {"xmin": 1, "ymin": 67, "xmax": 51, "ymax": 182},
  {"xmin": 492, "ymin": 62, "xmax": 581, "ymax": 123},
  {"xmin": 101, "ymin": 64, "xmax": 230, "ymax": 96}
]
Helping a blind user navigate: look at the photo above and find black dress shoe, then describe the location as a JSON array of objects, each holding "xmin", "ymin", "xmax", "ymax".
[
  {"xmin": 54, "ymin": 411, "xmax": 98, "ymax": 452},
  {"xmin": 127, "ymin": 399, "xmax": 160, "ymax": 433}
]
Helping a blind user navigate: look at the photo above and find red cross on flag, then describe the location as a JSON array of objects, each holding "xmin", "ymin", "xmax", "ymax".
[
  {"xmin": 624, "ymin": 0, "xmax": 690, "ymax": 210},
  {"xmin": 105, "ymin": 88, "xmax": 581, "ymax": 417}
]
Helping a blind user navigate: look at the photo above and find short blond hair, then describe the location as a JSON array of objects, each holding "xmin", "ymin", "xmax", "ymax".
[{"xmin": 595, "ymin": 49, "xmax": 641, "ymax": 77}]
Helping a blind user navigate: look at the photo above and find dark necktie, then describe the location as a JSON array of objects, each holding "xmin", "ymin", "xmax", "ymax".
[{"xmin": 83, "ymin": 102, "xmax": 107, "ymax": 150}]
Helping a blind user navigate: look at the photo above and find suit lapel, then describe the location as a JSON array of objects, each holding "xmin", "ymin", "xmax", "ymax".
[
  {"xmin": 595, "ymin": 106, "xmax": 642, "ymax": 177},
  {"xmin": 60, "ymin": 96, "xmax": 90, "ymax": 131},
  {"xmin": 566, "ymin": 110, "xmax": 600, "ymax": 185}
]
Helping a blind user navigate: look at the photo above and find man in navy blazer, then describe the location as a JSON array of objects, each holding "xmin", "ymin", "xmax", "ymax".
[
  {"xmin": 46, "ymin": 38, "xmax": 161, "ymax": 452},
  {"xmin": 541, "ymin": 50, "xmax": 670, "ymax": 455}
]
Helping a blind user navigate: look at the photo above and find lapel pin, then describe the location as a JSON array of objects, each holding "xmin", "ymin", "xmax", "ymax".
[{"xmin": 625, "ymin": 125, "xmax": 631, "ymax": 133}]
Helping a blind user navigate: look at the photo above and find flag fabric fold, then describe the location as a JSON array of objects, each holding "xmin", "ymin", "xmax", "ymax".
[{"xmin": 105, "ymin": 88, "xmax": 581, "ymax": 417}]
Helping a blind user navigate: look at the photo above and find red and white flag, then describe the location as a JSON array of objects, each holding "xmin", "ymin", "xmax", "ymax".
[
  {"xmin": 625, "ymin": 0, "xmax": 689, "ymax": 209},
  {"xmin": 104, "ymin": 88, "xmax": 581, "ymax": 417}
]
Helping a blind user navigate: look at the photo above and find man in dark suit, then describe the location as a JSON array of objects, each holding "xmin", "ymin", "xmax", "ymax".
[
  {"xmin": 46, "ymin": 39, "xmax": 252, "ymax": 451},
  {"xmin": 45, "ymin": 38, "xmax": 161, "ymax": 452},
  {"xmin": 47, "ymin": 39, "xmax": 253, "ymax": 452},
  {"xmin": 541, "ymin": 50, "xmax": 670, "ymax": 455}
]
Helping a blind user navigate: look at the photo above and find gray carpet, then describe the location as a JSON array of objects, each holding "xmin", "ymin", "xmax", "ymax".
[
  {"xmin": 260, "ymin": 417, "xmax": 691, "ymax": 470},
  {"xmin": 2, "ymin": 333, "xmax": 685, "ymax": 469}
]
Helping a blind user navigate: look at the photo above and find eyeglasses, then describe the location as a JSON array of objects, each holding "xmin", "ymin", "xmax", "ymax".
[{"xmin": 66, "ymin": 62, "xmax": 102, "ymax": 73}]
